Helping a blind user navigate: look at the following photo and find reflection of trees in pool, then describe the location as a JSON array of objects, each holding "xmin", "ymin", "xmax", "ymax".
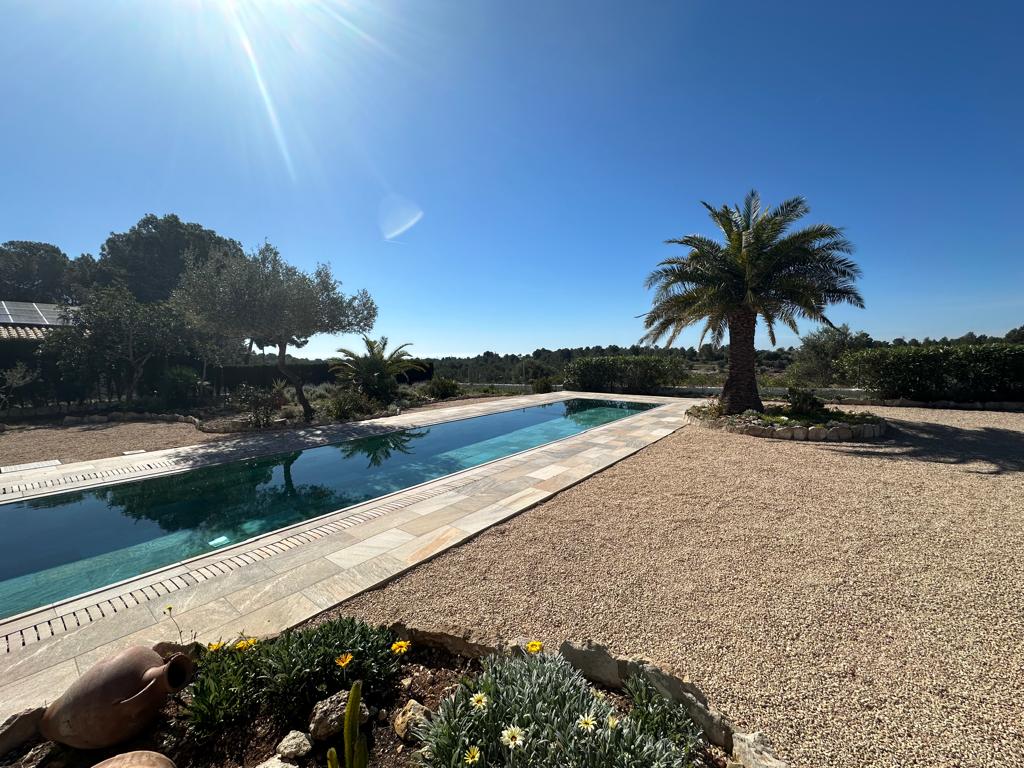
[
  {"xmin": 562, "ymin": 398, "xmax": 654, "ymax": 426},
  {"xmin": 338, "ymin": 428, "xmax": 430, "ymax": 468},
  {"xmin": 97, "ymin": 452, "xmax": 354, "ymax": 534}
]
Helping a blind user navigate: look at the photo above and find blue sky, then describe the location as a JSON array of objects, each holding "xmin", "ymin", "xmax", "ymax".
[{"xmin": 2, "ymin": 0, "xmax": 1022, "ymax": 358}]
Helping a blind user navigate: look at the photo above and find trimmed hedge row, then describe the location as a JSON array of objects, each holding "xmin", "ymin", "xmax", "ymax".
[
  {"xmin": 563, "ymin": 356, "xmax": 683, "ymax": 394},
  {"xmin": 841, "ymin": 344, "xmax": 1024, "ymax": 402}
]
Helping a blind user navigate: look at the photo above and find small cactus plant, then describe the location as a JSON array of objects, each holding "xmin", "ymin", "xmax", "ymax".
[{"xmin": 336, "ymin": 680, "xmax": 367, "ymax": 768}]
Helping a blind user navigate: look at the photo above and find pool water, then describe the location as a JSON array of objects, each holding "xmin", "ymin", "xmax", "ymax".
[{"xmin": 0, "ymin": 398, "xmax": 655, "ymax": 619}]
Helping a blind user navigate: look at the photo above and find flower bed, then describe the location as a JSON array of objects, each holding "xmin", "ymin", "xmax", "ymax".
[
  {"xmin": 687, "ymin": 403, "xmax": 888, "ymax": 442},
  {"xmin": 1, "ymin": 620, "xmax": 733, "ymax": 768}
]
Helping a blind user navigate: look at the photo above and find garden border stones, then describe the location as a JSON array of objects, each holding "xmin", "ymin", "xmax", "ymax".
[
  {"xmin": 687, "ymin": 413, "xmax": 888, "ymax": 442},
  {"xmin": 389, "ymin": 624, "xmax": 790, "ymax": 768}
]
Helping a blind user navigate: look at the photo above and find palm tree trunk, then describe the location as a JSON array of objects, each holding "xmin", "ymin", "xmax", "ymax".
[{"xmin": 721, "ymin": 309, "xmax": 764, "ymax": 414}]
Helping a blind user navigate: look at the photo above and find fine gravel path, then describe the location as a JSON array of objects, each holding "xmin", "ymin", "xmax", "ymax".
[{"xmin": 335, "ymin": 406, "xmax": 1024, "ymax": 767}]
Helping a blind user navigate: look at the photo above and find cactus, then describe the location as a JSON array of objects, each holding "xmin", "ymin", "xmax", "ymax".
[
  {"xmin": 326, "ymin": 747, "xmax": 340, "ymax": 768},
  {"xmin": 343, "ymin": 680, "xmax": 368, "ymax": 768}
]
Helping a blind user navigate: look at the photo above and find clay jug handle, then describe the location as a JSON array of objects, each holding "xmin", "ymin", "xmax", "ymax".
[{"xmin": 117, "ymin": 677, "xmax": 158, "ymax": 706}]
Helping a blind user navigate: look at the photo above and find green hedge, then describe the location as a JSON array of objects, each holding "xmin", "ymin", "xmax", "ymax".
[
  {"xmin": 841, "ymin": 344, "xmax": 1024, "ymax": 402},
  {"xmin": 563, "ymin": 356, "xmax": 682, "ymax": 394}
]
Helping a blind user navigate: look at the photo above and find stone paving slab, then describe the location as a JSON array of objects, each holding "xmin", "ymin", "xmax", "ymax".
[{"xmin": 0, "ymin": 392, "xmax": 699, "ymax": 718}]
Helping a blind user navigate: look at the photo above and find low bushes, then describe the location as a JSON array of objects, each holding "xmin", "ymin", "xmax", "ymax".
[
  {"xmin": 420, "ymin": 652, "xmax": 703, "ymax": 768},
  {"xmin": 841, "ymin": 344, "xmax": 1024, "ymax": 402},
  {"xmin": 181, "ymin": 617, "xmax": 400, "ymax": 740},
  {"xmin": 531, "ymin": 377, "xmax": 554, "ymax": 394},
  {"xmin": 425, "ymin": 376, "xmax": 461, "ymax": 400},
  {"xmin": 563, "ymin": 356, "xmax": 683, "ymax": 394},
  {"xmin": 319, "ymin": 388, "xmax": 376, "ymax": 422}
]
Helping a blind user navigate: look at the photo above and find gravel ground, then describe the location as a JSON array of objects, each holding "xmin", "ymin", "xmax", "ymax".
[
  {"xmin": 335, "ymin": 406, "xmax": 1024, "ymax": 767},
  {"xmin": 0, "ymin": 421, "xmax": 228, "ymax": 465},
  {"xmin": 0, "ymin": 396, "xmax": 513, "ymax": 466}
]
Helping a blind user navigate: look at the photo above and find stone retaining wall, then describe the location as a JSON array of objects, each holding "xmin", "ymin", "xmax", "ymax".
[{"xmin": 692, "ymin": 416, "xmax": 889, "ymax": 442}]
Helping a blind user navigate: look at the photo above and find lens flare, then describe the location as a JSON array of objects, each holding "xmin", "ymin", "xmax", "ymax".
[{"xmin": 378, "ymin": 193, "xmax": 424, "ymax": 240}]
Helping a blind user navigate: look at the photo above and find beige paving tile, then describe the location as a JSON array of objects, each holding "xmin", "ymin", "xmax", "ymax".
[
  {"xmin": 263, "ymin": 531, "xmax": 358, "ymax": 574},
  {"xmin": 226, "ymin": 558, "xmax": 341, "ymax": 614},
  {"xmin": 0, "ymin": 659, "xmax": 79, "ymax": 713},
  {"xmin": 210, "ymin": 593, "xmax": 321, "ymax": 641},
  {"xmin": 526, "ymin": 464, "xmax": 570, "ymax": 480},
  {"xmin": 2, "ymin": 601, "xmax": 157, "ymax": 684},
  {"xmin": 343, "ymin": 508, "xmax": 421, "ymax": 540},
  {"xmin": 325, "ymin": 528, "xmax": 415, "ymax": 568},
  {"xmin": 389, "ymin": 526, "xmax": 471, "ymax": 566},
  {"xmin": 399, "ymin": 504, "xmax": 475, "ymax": 536},
  {"xmin": 302, "ymin": 555, "xmax": 407, "ymax": 610}
]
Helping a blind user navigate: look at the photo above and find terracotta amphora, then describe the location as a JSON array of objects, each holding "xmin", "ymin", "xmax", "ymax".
[
  {"xmin": 91, "ymin": 751, "xmax": 176, "ymax": 768},
  {"xmin": 39, "ymin": 646, "xmax": 195, "ymax": 749}
]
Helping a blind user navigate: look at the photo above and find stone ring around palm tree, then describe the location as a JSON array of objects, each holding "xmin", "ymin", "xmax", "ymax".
[{"xmin": 685, "ymin": 403, "xmax": 888, "ymax": 442}]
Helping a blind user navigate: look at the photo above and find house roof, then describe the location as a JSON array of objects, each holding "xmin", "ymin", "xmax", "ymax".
[{"xmin": 0, "ymin": 324, "xmax": 49, "ymax": 341}]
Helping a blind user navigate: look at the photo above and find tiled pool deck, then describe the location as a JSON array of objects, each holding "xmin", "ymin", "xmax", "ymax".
[{"xmin": 0, "ymin": 392, "xmax": 698, "ymax": 718}]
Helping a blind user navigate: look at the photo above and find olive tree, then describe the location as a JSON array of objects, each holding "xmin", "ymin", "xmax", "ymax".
[{"xmin": 176, "ymin": 243, "xmax": 377, "ymax": 420}]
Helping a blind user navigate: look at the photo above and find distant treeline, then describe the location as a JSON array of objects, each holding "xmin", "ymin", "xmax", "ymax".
[{"xmin": 424, "ymin": 327, "xmax": 1024, "ymax": 385}]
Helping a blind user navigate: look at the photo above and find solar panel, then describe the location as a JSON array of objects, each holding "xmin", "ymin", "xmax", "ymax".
[{"xmin": 0, "ymin": 301, "xmax": 70, "ymax": 326}]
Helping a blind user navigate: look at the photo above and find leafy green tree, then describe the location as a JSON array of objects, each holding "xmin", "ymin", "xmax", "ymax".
[
  {"xmin": 786, "ymin": 324, "xmax": 875, "ymax": 386},
  {"xmin": 41, "ymin": 284, "xmax": 182, "ymax": 402},
  {"xmin": 0, "ymin": 241, "xmax": 71, "ymax": 302},
  {"xmin": 331, "ymin": 336, "xmax": 425, "ymax": 405},
  {"xmin": 1005, "ymin": 325, "xmax": 1024, "ymax": 344},
  {"xmin": 176, "ymin": 243, "xmax": 377, "ymax": 420},
  {"xmin": 642, "ymin": 190, "xmax": 863, "ymax": 413},
  {"xmin": 98, "ymin": 213, "xmax": 244, "ymax": 302}
]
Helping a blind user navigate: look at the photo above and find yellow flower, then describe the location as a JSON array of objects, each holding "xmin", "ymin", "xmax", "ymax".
[
  {"xmin": 463, "ymin": 745, "xmax": 481, "ymax": 765},
  {"xmin": 525, "ymin": 640, "xmax": 544, "ymax": 654},
  {"xmin": 335, "ymin": 652, "xmax": 354, "ymax": 668},
  {"xmin": 607, "ymin": 714, "xmax": 619, "ymax": 730},
  {"xmin": 234, "ymin": 637, "xmax": 258, "ymax": 650},
  {"xmin": 470, "ymin": 692, "xmax": 489, "ymax": 711},
  {"xmin": 577, "ymin": 713, "xmax": 597, "ymax": 733},
  {"xmin": 391, "ymin": 640, "xmax": 411, "ymax": 655},
  {"xmin": 163, "ymin": 605, "xmax": 173, "ymax": 614},
  {"xmin": 207, "ymin": 641, "xmax": 225, "ymax": 652},
  {"xmin": 592, "ymin": 688, "xmax": 607, "ymax": 700}
]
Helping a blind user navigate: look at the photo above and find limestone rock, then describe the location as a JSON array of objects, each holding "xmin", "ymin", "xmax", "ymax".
[
  {"xmin": 790, "ymin": 426, "xmax": 807, "ymax": 440},
  {"xmin": 62, "ymin": 416, "xmax": 82, "ymax": 426},
  {"xmin": 392, "ymin": 699, "xmax": 430, "ymax": 741},
  {"xmin": 309, "ymin": 689, "xmax": 369, "ymax": 741},
  {"xmin": 806, "ymin": 426, "xmax": 826, "ymax": 441},
  {"xmin": 275, "ymin": 731, "xmax": 312, "ymax": 759},
  {"xmin": 732, "ymin": 731, "xmax": 789, "ymax": 768},
  {"xmin": 254, "ymin": 758, "xmax": 297, "ymax": 768},
  {"xmin": 0, "ymin": 707, "xmax": 44, "ymax": 757},
  {"xmin": 772, "ymin": 427, "xmax": 793, "ymax": 440}
]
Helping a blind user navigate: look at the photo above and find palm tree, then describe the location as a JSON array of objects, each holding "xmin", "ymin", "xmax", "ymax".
[
  {"xmin": 643, "ymin": 190, "xmax": 863, "ymax": 414},
  {"xmin": 331, "ymin": 336, "xmax": 425, "ymax": 405}
]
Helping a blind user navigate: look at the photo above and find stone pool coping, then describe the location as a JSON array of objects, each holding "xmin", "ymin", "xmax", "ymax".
[{"xmin": 0, "ymin": 392, "xmax": 701, "ymax": 720}]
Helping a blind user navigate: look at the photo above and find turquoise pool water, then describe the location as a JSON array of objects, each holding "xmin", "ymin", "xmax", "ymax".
[{"xmin": 0, "ymin": 398, "xmax": 655, "ymax": 619}]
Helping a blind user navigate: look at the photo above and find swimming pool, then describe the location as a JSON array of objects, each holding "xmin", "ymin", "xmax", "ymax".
[{"xmin": 0, "ymin": 398, "xmax": 655, "ymax": 619}]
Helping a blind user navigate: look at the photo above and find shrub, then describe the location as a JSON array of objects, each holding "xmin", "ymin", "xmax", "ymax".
[
  {"xmin": 841, "ymin": 344, "xmax": 1024, "ymax": 402},
  {"xmin": 785, "ymin": 387, "xmax": 824, "ymax": 416},
  {"xmin": 563, "ymin": 356, "xmax": 682, "ymax": 394},
  {"xmin": 320, "ymin": 389, "xmax": 375, "ymax": 422},
  {"xmin": 531, "ymin": 377, "xmax": 554, "ymax": 394},
  {"xmin": 181, "ymin": 617, "xmax": 400, "ymax": 740},
  {"xmin": 159, "ymin": 366, "xmax": 200, "ymax": 409},
  {"xmin": 419, "ymin": 653, "xmax": 702, "ymax": 768},
  {"xmin": 229, "ymin": 383, "xmax": 286, "ymax": 427},
  {"xmin": 425, "ymin": 376, "xmax": 461, "ymax": 400}
]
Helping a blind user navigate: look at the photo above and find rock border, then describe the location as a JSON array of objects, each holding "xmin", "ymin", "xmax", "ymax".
[
  {"xmin": 390, "ymin": 624, "xmax": 789, "ymax": 768},
  {"xmin": 687, "ymin": 413, "xmax": 888, "ymax": 442}
]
